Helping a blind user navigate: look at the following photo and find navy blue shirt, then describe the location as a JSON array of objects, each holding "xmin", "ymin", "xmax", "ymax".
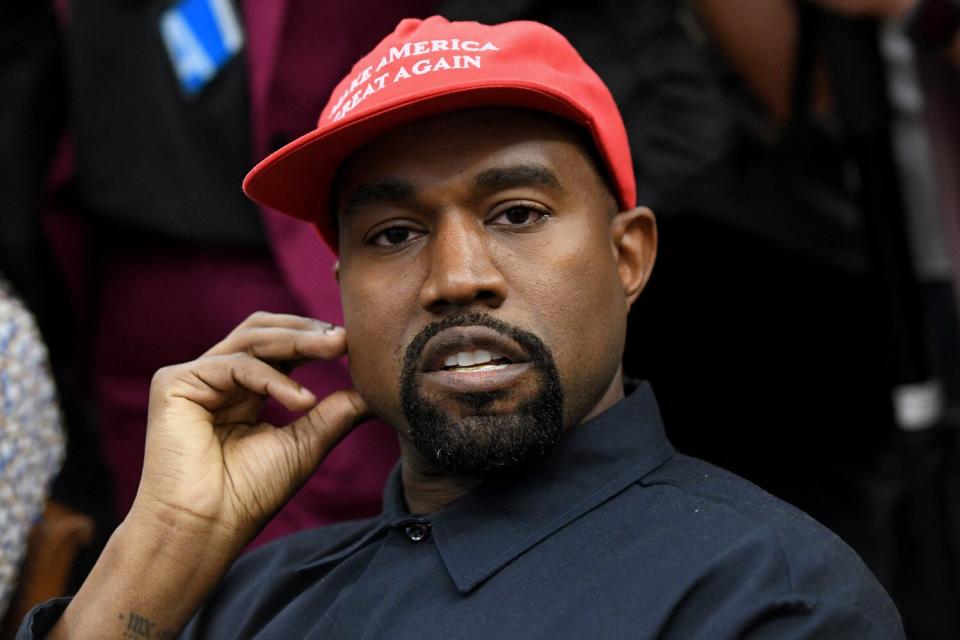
[{"xmin": 20, "ymin": 384, "xmax": 904, "ymax": 638}]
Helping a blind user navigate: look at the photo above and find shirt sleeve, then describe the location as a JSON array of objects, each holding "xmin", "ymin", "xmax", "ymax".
[
  {"xmin": 739, "ymin": 596, "xmax": 906, "ymax": 639},
  {"xmin": 663, "ymin": 589, "xmax": 906, "ymax": 639},
  {"xmin": 16, "ymin": 597, "xmax": 214, "ymax": 640},
  {"xmin": 14, "ymin": 597, "xmax": 71, "ymax": 640}
]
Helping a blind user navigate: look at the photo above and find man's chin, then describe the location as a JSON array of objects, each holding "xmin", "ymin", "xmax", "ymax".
[
  {"xmin": 428, "ymin": 390, "xmax": 527, "ymax": 420},
  {"xmin": 406, "ymin": 406, "xmax": 565, "ymax": 475}
]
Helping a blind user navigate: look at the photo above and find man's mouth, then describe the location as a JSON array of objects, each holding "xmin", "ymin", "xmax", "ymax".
[
  {"xmin": 420, "ymin": 325, "xmax": 531, "ymax": 374},
  {"xmin": 418, "ymin": 325, "xmax": 536, "ymax": 394},
  {"xmin": 441, "ymin": 348, "xmax": 512, "ymax": 372}
]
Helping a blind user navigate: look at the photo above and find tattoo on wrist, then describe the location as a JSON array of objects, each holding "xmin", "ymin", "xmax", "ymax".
[{"xmin": 119, "ymin": 611, "xmax": 176, "ymax": 639}]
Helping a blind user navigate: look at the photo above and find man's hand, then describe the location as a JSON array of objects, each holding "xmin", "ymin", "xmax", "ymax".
[
  {"xmin": 49, "ymin": 312, "xmax": 370, "ymax": 640},
  {"xmin": 133, "ymin": 312, "xmax": 370, "ymax": 552}
]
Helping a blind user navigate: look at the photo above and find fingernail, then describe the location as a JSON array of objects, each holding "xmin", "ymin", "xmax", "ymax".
[
  {"xmin": 299, "ymin": 387, "xmax": 317, "ymax": 402},
  {"xmin": 323, "ymin": 325, "xmax": 344, "ymax": 335}
]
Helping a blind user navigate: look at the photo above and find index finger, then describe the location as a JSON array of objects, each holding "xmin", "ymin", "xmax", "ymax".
[
  {"xmin": 203, "ymin": 325, "xmax": 347, "ymax": 362},
  {"xmin": 235, "ymin": 311, "xmax": 336, "ymax": 331}
]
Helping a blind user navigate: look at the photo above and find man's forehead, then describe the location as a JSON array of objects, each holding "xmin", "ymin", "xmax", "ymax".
[
  {"xmin": 332, "ymin": 107, "xmax": 603, "ymax": 211},
  {"xmin": 345, "ymin": 108, "xmax": 581, "ymax": 170}
]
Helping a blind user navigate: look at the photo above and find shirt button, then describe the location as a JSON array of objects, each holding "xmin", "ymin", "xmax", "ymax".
[{"xmin": 404, "ymin": 522, "xmax": 430, "ymax": 543}]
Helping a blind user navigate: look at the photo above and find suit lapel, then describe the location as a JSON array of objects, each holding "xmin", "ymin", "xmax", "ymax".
[{"xmin": 241, "ymin": 0, "xmax": 339, "ymax": 321}]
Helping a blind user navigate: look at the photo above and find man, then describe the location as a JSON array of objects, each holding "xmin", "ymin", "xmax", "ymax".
[{"xmin": 20, "ymin": 16, "xmax": 903, "ymax": 639}]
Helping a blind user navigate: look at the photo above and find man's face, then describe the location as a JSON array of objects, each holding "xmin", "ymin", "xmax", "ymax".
[{"xmin": 335, "ymin": 108, "xmax": 654, "ymax": 473}]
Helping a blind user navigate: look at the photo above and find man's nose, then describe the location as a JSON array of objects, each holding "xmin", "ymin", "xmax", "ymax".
[{"xmin": 418, "ymin": 213, "xmax": 507, "ymax": 314}]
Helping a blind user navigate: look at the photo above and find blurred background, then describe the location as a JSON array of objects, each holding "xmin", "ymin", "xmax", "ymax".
[{"xmin": 2, "ymin": 0, "xmax": 959, "ymax": 637}]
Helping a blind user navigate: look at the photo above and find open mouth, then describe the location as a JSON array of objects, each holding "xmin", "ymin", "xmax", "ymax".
[
  {"xmin": 421, "ymin": 326, "xmax": 531, "ymax": 374},
  {"xmin": 441, "ymin": 349, "xmax": 513, "ymax": 373},
  {"xmin": 412, "ymin": 323, "xmax": 540, "ymax": 396}
]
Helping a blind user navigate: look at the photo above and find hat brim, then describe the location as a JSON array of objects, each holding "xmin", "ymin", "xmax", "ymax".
[{"xmin": 243, "ymin": 83, "xmax": 599, "ymax": 253}]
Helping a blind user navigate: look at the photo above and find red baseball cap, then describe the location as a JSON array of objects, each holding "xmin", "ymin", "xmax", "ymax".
[{"xmin": 242, "ymin": 15, "xmax": 635, "ymax": 252}]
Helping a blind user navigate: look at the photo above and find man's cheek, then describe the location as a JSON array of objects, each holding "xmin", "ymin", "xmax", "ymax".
[
  {"xmin": 344, "ymin": 322, "xmax": 406, "ymax": 422},
  {"xmin": 347, "ymin": 329, "xmax": 390, "ymax": 386}
]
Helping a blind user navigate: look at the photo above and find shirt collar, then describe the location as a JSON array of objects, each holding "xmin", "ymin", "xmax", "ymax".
[
  {"xmin": 429, "ymin": 382, "xmax": 674, "ymax": 592},
  {"xmin": 297, "ymin": 383, "xmax": 674, "ymax": 592}
]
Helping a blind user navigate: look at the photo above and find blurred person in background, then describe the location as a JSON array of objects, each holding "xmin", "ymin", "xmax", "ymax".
[
  {"xmin": 0, "ymin": 275, "xmax": 66, "ymax": 620},
  {"xmin": 1, "ymin": 0, "xmax": 111, "ymax": 605},
  {"xmin": 678, "ymin": 0, "xmax": 960, "ymax": 637}
]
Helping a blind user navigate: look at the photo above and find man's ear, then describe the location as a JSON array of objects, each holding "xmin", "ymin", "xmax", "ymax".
[
  {"xmin": 333, "ymin": 260, "xmax": 340, "ymax": 284},
  {"xmin": 610, "ymin": 207, "xmax": 657, "ymax": 310}
]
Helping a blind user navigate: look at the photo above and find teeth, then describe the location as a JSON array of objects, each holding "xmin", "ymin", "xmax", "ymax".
[
  {"xmin": 444, "ymin": 349, "xmax": 505, "ymax": 369},
  {"xmin": 469, "ymin": 363, "xmax": 509, "ymax": 372}
]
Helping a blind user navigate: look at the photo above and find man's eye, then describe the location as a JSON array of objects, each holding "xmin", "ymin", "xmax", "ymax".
[
  {"xmin": 490, "ymin": 205, "xmax": 548, "ymax": 226},
  {"xmin": 370, "ymin": 226, "xmax": 421, "ymax": 247}
]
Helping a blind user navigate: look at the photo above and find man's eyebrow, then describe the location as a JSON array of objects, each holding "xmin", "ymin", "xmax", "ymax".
[
  {"xmin": 473, "ymin": 164, "xmax": 564, "ymax": 192},
  {"xmin": 339, "ymin": 164, "xmax": 562, "ymax": 220},
  {"xmin": 341, "ymin": 178, "xmax": 416, "ymax": 219}
]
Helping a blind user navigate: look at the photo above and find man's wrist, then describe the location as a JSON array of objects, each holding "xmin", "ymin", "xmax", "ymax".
[
  {"xmin": 122, "ymin": 501, "xmax": 242, "ymax": 573},
  {"xmin": 125, "ymin": 497, "xmax": 246, "ymax": 563},
  {"xmin": 48, "ymin": 506, "xmax": 239, "ymax": 640}
]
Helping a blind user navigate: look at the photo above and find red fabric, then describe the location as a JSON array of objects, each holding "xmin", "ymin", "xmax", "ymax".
[{"xmin": 243, "ymin": 15, "xmax": 636, "ymax": 251}]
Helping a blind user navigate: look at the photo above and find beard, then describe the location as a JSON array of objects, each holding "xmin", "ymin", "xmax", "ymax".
[{"xmin": 399, "ymin": 311, "xmax": 564, "ymax": 475}]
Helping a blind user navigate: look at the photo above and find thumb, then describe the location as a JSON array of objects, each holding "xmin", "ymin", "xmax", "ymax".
[{"xmin": 285, "ymin": 389, "xmax": 373, "ymax": 476}]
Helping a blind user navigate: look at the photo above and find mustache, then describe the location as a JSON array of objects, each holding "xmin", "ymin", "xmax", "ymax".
[{"xmin": 401, "ymin": 311, "xmax": 550, "ymax": 375}]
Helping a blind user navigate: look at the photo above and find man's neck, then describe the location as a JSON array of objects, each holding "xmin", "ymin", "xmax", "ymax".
[
  {"xmin": 398, "ymin": 368, "xmax": 626, "ymax": 514},
  {"xmin": 399, "ymin": 445, "xmax": 483, "ymax": 514}
]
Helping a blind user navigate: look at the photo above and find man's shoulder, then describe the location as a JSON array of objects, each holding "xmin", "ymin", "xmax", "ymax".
[
  {"xmin": 601, "ymin": 453, "xmax": 903, "ymax": 634},
  {"xmin": 634, "ymin": 453, "xmax": 870, "ymax": 578},
  {"xmin": 640, "ymin": 453, "xmax": 829, "ymax": 529}
]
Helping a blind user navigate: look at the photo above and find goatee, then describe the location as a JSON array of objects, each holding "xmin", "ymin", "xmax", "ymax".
[{"xmin": 400, "ymin": 311, "xmax": 564, "ymax": 475}]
